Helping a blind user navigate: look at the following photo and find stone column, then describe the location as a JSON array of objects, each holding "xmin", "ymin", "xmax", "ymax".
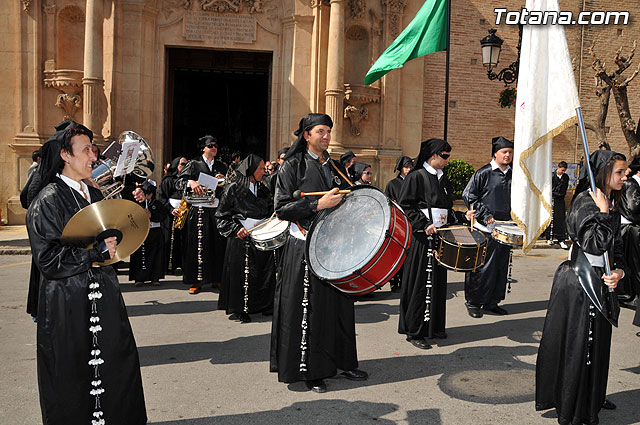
[
  {"xmin": 325, "ymin": 0, "xmax": 345, "ymax": 148},
  {"xmin": 310, "ymin": 0, "xmax": 330, "ymax": 112},
  {"xmin": 83, "ymin": 0, "xmax": 104, "ymax": 141}
]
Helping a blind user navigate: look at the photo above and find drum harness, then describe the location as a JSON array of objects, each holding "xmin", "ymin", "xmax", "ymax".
[{"xmin": 300, "ymin": 158, "xmax": 354, "ymax": 373}]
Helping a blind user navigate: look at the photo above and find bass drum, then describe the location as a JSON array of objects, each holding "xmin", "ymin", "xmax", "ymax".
[{"xmin": 306, "ymin": 186, "xmax": 411, "ymax": 295}]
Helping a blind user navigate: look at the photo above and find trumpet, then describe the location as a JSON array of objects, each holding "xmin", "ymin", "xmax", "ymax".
[{"xmin": 183, "ymin": 187, "xmax": 216, "ymax": 204}]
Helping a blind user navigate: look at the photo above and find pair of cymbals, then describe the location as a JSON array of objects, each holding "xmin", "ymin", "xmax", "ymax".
[{"xmin": 60, "ymin": 199, "xmax": 150, "ymax": 266}]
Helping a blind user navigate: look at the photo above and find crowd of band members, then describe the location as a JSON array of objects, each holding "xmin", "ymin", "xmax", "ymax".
[{"xmin": 21, "ymin": 116, "xmax": 640, "ymax": 423}]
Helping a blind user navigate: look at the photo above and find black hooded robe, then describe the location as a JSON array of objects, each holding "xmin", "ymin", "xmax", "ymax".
[
  {"xmin": 177, "ymin": 157, "xmax": 228, "ymax": 287},
  {"xmin": 385, "ymin": 175, "xmax": 405, "ymax": 202},
  {"xmin": 462, "ymin": 163, "xmax": 512, "ymax": 307},
  {"xmin": 26, "ymin": 179, "xmax": 146, "ymax": 425},
  {"xmin": 548, "ymin": 171, "xmax": 570, "ymax": 241},
  {"xmin": 536, "ymin": 191, "xmax": 624, "ymax": 425},
  {"xmin": 270, "ymin": 151, "xmax": 358, "ymax": 383},
  {"xmin": 618, "ymin": 176, "xmax": 640, "ymax": 308},
  {"xmin": 157, "ymin": 158, "xmax": 185, "ymax": 273},
  {"xmin": 129, "ymin": 197, "xmax": 166, "ymax": 283},
  {"xmin": 398, "ymin": 168, "xmax": 454, "ymax": 339},
  {"xmin": 216, "ymin": 177, "xmax": 276, "ymax": 315}
]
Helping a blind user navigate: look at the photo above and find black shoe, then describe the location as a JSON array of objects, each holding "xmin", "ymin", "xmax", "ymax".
[
  {"xmin": 305, "ymin": 379, "xmax": 327, "ymax": 393},
  {"xmin": 239, "ymin": 313, "xmax": 251, "ymax": 323},
  {"xmin": 432, "ymin": 331, "xmax": 448, "ymax": 339},
  {"xmin": 483, "ymin": 305, "xmax": 508, "ymax": 315},
  {"xmin": 602, "ymin": 399, "xmax": 616, "ymax": 410},
  {"xmin": 406, "ymin": 336, "xmax": 432, "ymax": 350},
  {"xmin": 466, "ymin": 302, "xmax": 483, "ymax": 318},
  {"xmin": 340, "ymin": 369, "xmax": 368, "ymax": 381},
  {"xmin": 637, "ymin": 332, "xmax": 640, "ymax": 337},
  {"xmin": 228, "ymin": 313, "xmax": 240, "ymax": 321}
]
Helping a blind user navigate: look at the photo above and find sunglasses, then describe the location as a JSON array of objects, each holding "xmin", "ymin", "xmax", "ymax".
[
  {"xmin": 179, "ymin": 162, "xmax": 188, "ymax": 166},
  {"xmin": 438, "ymin": 152, "xmax": 450, "ymax": 159},
  {"xmin": 205, "ymin": 143, "xmax": 218, "ymax": 149},
  {"xmin": 363, "ymin": 171, "xmax": 373, "ymax": 175}
]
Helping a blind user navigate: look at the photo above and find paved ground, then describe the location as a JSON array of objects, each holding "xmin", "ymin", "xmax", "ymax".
[{"xmin": 0, "ymin": 238, "xmax": 639, "ymax": 424}]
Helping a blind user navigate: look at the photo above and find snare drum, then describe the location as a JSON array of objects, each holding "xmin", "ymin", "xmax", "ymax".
[
  {"xmin": 436, "ymin": 227, "xmax": 488, "ymax": 272},
  {"xmin": 306, "ymin": 186, "xmax": 411, "ymax": 295},
  {"xmin": 250, "ymin": 218, "xmax": 289, "ymax": 251},
  {"xmin": 491, "ymin": 223, "xmax": 524, "ymax": 247}
]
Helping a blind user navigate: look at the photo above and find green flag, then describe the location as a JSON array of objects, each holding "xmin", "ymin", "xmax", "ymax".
[{"xmin": 364, "ymin": 0, "xmax": 448, "ymax": 85}]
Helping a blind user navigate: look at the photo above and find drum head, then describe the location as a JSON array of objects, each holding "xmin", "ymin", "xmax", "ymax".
[
  {"xmin": 440, "ymin": 227, "xmax": 487, "ymax": 245},
  {"xmin": 307, "ymin": 186, "xmax": 391, "ymax": 280},
  {"xmin": 251, "ymin": 218, "xmax": 288, "ymax": 242},
  {"xmin": 495, "ymin": 223, "xmax": 524, "ymax": 236}
]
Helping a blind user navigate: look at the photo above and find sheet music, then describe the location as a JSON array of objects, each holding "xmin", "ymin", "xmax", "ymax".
[
  {"xmin": 197, "ymin": 172, "xmax": 219, "ymax": 191},
  {"xmin": 113, "ymin": 141, "xmax": 140, "ymax": 177},
  {"xmin": 240, "ymin": 217, "xmax": 266, "ymax": 231}
]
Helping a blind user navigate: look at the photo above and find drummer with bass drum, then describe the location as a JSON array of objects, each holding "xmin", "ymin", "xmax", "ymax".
[
  {"xmin": 271, "ymin": 113, "xmax": 368, "ymax": 393},
  {"xmin": 462, "ymin": 136, "xmax": 513, "ymax": 319},
  {"xmin": 397, "ymin": 139, "xmax": 474, "ymax": 349},
  {"xmin": 215, "ymin": 154, "xmax": 276, "ymax": 323}
]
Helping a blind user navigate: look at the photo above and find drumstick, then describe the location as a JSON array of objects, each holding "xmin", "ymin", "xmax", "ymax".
[
  {"xmin": 416, "ymin": 225, "xmax": 470, "ymax": 232},
  {"xmin": 292, "ymin": 189, "xmax": 351, "ymax": 199},
  {"xmin": 246, "ymin": 212, "xmax": 276, "ymax": 233}
]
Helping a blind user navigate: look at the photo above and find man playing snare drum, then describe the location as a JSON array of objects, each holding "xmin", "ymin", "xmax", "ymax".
[
  {"xmin": 462, "ymin": 136, "xmax": 514, "ymax": 318},
  {"xmin": 270, "ymin": 113, "xmax": 368, "ymax": 393}
]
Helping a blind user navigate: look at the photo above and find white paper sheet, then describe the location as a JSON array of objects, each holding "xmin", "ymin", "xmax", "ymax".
[{"xmin": 113, "ymin": 141, "xmax": 141, "ymax": 177}]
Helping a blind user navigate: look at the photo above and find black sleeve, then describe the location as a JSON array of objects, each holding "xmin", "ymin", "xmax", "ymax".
[
  {"xmin": 274, "ymin": 160, "xmax": 318, "ymax": 222},
  {"xmin": 215, "ymin": 184, "xmax": 243, "ymax": 238},
  {"xmin": 462, "ymin": 168, "xmax": 492, "ymax": 223},
  {"xmin": 398, "ymin": 172, "xmax": 430, "ymax": 231}
]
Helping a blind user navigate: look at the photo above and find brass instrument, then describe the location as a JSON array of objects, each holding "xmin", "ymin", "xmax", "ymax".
[
  {"xmin": 173, "ymin": 198, "xmax": 190, "ymax": 230},
  {"xmin": 90, "ymin": 131, "xmax": 155, "ymax": 199},
  {"xmin": 183, "ymin": 187, "xmax": 216, "ymax": 204}
]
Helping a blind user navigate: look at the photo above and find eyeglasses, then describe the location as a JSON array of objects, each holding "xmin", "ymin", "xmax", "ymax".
[
  {"xmin": 438, "ymin": 152, "xmax": 450, "ymax": 159},
  {"xmin": 205, "ymin": 143, "xmax": 218, "ymax": 149}
]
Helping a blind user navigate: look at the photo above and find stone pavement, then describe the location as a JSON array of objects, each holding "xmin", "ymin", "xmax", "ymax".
[{"xmin": 0, "ymin": 249, "xmax": 639, "ymax": 425}]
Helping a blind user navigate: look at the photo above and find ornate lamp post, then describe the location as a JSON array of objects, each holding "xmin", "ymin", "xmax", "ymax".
[{"xmin": 480, "ymin": 27, "xmax": 522, "ymax": 86}]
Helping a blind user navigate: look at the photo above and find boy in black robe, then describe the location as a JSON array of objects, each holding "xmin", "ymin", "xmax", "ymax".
[
  {"xmin": 546, "ymin": 160, "xmax": 570, "ymax": 249},
  {"xmin": 270, "ymin": 113, "xmax": 367, "ymax": 393},
  {"xmin": 176, "ymin": 135, "xmax": 228, "ymax": 294},
  {"xmin": 385, "ymin": 155, "xmax": 413, "ymax": 202},
  {"xmin": 216, "ymin": 154, "xmax": 276, "ymax": 323},
  {"xmin": 462, "ymin": 136, "xmax": 513, "ymax": 318},
  {"xmin": 25, "ymin": 121, "xmax": 146, "ymax": 425}
]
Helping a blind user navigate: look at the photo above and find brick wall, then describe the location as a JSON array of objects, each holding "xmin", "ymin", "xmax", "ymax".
[{"xmin": 422, "ymin": 0, "xmax": 640, "ymax": 170}]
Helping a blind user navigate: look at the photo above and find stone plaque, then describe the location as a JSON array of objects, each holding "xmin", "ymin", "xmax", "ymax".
[{"xmin": 183, "ymin": 11, "xmax": 256, "ymax": 44}]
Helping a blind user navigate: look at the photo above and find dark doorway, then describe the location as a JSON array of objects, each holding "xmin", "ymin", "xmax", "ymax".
[{"xmin": 165, "ymin": 48, "xmax": 272, "ymax": 164}]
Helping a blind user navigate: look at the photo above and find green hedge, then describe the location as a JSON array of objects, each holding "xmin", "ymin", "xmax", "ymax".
[{"xmin": 444, "ymin": 158, "xmax": 475, "ymax": 200}]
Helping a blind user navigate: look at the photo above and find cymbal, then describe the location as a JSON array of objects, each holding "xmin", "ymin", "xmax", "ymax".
[{"xmin": 60, "ymin": 199, "xmax": 150, "ymax": 266}]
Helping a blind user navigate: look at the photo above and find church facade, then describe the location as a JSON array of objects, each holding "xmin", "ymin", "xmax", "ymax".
[{"xmin": 1, "ymin": 0, "xmax": 637, "ymax": 223}]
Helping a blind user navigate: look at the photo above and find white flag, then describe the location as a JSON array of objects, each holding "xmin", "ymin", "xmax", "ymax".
[{"xmin": 511, "ymin": 0, "xmax": 580, "ymax": 252}]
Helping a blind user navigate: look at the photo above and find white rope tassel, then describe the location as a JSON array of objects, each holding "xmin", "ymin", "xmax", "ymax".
[
  {"xmin": 507, "ymin": 248, "xmax": 514, "ymax": 294},
  {"xmin": 87, "ymin": 269, "xmax": 106, "ymax": 424},
  {"xmin": 424, "ymin": 236, "xmax": 434, "ymax": 322},
  {"xmin": 168, "ymin": 226, "xmax": 175, "ymax": 271},
  {"xmin": 243, "ymin": 240, "xmax": 250, "ymax": 314},
  {"xmin": 586, "ymin": 303, "xmax": 596, "ymax": 366},
  {"xmin": 299, "ymin": 262, "xmax": 310, "ymax": 373}
]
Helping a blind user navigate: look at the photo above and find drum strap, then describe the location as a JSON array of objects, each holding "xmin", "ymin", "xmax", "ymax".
[{"xmin": 329, "ymin": 159, "xmax": 354, "ymax": 187}]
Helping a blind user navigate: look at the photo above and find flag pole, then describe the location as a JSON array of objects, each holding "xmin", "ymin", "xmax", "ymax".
[
  {"xmin": 576, "ymin": 106, "xmax": 613, "ymax": 280},
  {"xmin": 443, "ymin": 0, "xmax": 451, "ymax": 140}
]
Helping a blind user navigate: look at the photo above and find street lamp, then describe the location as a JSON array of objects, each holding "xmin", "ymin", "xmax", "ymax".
[{"xmin": 480, "ymin": 27, "xmax": 522, "ymax": 86}]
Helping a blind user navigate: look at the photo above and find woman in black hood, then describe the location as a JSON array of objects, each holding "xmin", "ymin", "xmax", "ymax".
[{"xmin": 216, "ymin": 154, "xmax": 276, "ymax": 323}]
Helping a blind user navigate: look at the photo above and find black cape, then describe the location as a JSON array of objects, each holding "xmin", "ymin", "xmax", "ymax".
[
  {"xmin": 397, "ymin": 168, "xmax": 454, "ymax": 339},
  {"xmin": 270, "ymin": 151, "xmax": 358, "ymax": 382},
  {"xmin": 462, "ymin": 163, "xmax": 512, "ymax": 306},
  {"xmin": 548, "ymin": 172, "xmax": 569, "ymax": 241},
  {"xmin": 216, "ymin": 178, "xmax": 275, "ymax": 314},
  {"xmin": 177, "ymin": 156, "xmax": 228, "ymax": 286},
  {"xmin": 618, "ymin": 177, "xmax": 640, "ymax": 304},
  {"xmin": 26, "ymin": 179, "xmax": 146, "ymax": 425},
  {"xmin": 384, "ymin": 175, "xmax": 405, "ymax": 202},
  {"xmin": 536, "ymin": 191, "xmax": 625, "ymax": 425},
  {"xmin": 129, "ymin": 197, "xmax": 166, "ymax": 283}
]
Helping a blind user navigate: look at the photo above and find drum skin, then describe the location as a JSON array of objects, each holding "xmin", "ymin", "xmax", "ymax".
[
  {"xmin": 491, "ymin": 223, "xmax": 524, "ymax": 247},
  {"xmin": 250, "ymin": 219, "xmax": 289, "ymax": 251},
  {"xmin": 306, "ymin": 186, "xmax": 411, "ymax": 295}
]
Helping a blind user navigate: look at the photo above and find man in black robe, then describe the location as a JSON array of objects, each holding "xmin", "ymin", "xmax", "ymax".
[
  {"xmin": 546, "ymin": 161, "xmax": 570, "ymax": 249},
  {"xmin": 25, "ymin": 121, "xmax": 146, "ymax": 425},
  {"xmin": 270, "ymin": 113, "xmax": 367, "ymax": 393},
  {"xmin": 157, "ymin": 156, "xmax": 188, "ymax": 274},
  {"xmin": 536, "ymin": 150, "xmax": 627, "ymax": 425},
  {"xmin": 462, "ymin": 136, "xmax": 514, "ymax": 318},
  {"xmin": 129, "ymin": 179, "xmax": 167, "ymax": 286},
  {"xmin": 216, "ymin": 154, "xmax": 276, "ymax": 323},
  {"xmin": 177, "ymin": 135, "xmax": 228, "ymax": 294},
  {"xmin": 385, "ymin": 155, "xmax": 413, "ymax": 202},
  {"xmin": 397, "ymin": 139, "xmax": 461, "ymax": 349},
  {"xmin": 619, "ymin": 155, "xmax": 640, "ymax": 316}
]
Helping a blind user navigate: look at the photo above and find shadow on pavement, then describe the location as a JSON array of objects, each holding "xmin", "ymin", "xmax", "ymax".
[
  {"xmin": 137, "ymin": 333, "xmax": 271, "ymax": 367},
  {"xmin": 120, "ymin": 279, "xmax": 190, "ymax": 293},
  {"xmin": 127, "ymin": 300, "xmax": 218, "ymax": 317},
  {"xmin": 537, "ymin": 388, "xmax": 640, "ymax": 424},
  {"xmin": 149, "ymin": 399, "xmax": 411, "ymax": 425},
  {"xmin": 354, "ymin": 302, "xmax": 397, "ymax": 324},
  {"xmin": 437, "ymin": 316, "xmax": 545, "ymax": 346}
]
